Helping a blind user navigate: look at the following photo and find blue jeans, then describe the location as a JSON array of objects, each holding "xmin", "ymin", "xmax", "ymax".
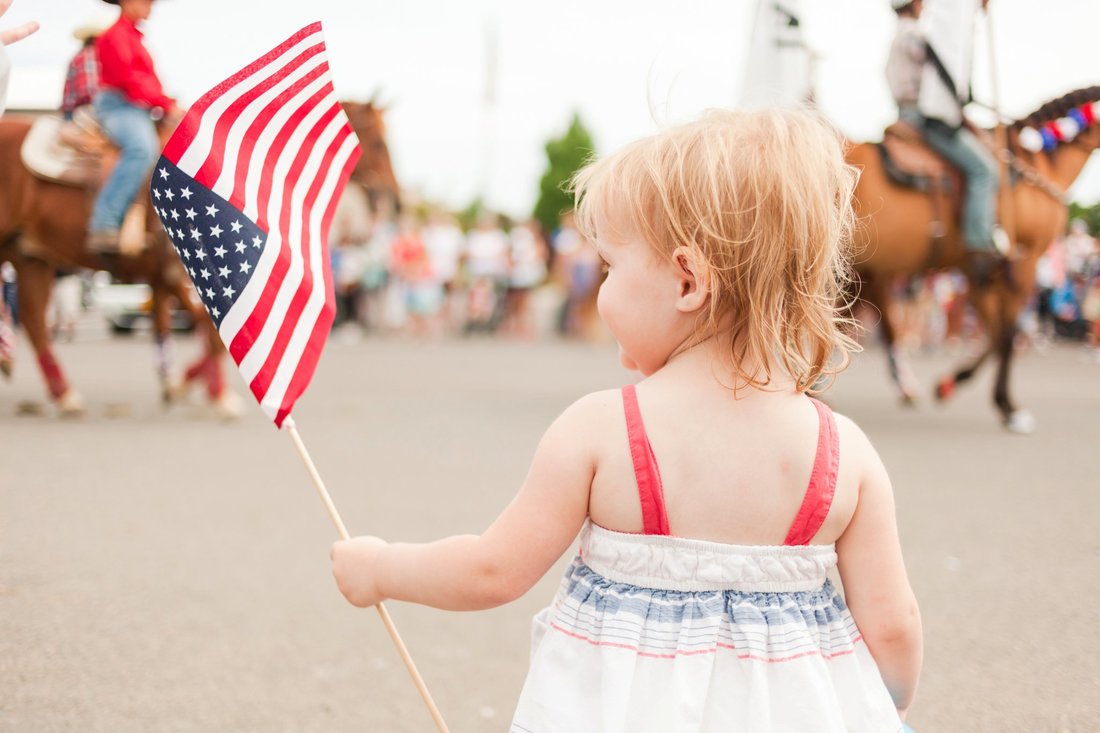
[
  {"xmin": 900, "ymin": 106, "xmax": 999, "ymax": 253},
  {"xmin": 89, "ymin": 90, "xmax": 158, "ymax": 233}
]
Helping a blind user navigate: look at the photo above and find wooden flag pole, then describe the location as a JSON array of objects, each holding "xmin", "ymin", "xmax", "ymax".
[{"xmin": 283, "ymin": 417, "xmax": 450, "ymax": 733}]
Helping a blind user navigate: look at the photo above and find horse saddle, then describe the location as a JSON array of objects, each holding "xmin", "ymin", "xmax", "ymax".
[
  {"xmin": 21, "ymin": 108, "xmax": 149, "ymax": 256},
  {"xmin": 20, "ymin": 107, "xmax": 113, "ymax": 188},
  {"xmin": 877, "ymin": 121, "xmax": 964, "ymax": 237}
]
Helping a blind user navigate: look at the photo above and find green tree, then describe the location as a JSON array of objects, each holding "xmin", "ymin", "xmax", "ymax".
[
  {"xmin": 1068, "ymin": 200, "xmax": 1100, "ymax": 237},
  {"xmin": 533, "ymin": 112, "xmax": 595, "ymax": 235}
]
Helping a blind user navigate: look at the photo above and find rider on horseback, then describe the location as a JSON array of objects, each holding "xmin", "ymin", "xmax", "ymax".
[
  {"xmin": 61, "ymin": 23, "xmax": 104, "ymax": 121},
  {"xmin": 888, "ymin": 0, "xmax": 1009, "ymax": 285},
  {"xmin": 87, "ymin": 0, "xmax": 175, "ymax": 256}
]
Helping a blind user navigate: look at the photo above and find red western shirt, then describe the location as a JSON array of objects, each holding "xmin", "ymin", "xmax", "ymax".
[{"xmin": 95, "ymin": 16, "xmax": 174, "ymax": 110}]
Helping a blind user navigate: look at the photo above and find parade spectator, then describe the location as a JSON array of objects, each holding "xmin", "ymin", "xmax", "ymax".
[
  {"xmin": 332, "ymin": 108, "xmax": 921, "ymax": 731},
  {"xmin": 89, "ymin": 0, "xmax": 176, "ymax": 255},
  {"xmin": 62, "ymin": 23, "xmax": 103, "ymax": 119},
  {"xmin": 1082, "ymin": 272, "xmax": 1100, "ymax": 360},
  {"xmin": 0, "ymin": 0, "xmax": 40, "ymax": 116},
  {"xmin": 390, "ymin": 215, "xmax": 440, "ymax": 336},
  {"xmin": 463, "ymin": 212, "xmax": 510, "ymax": 332},
  {"xmin": 360, "ymin": 208, "xmax": 397, "ymax": 331},
  {"xmin": 1035, "ymin": 238, "xmax": 1067, "ymax": 343},
  {"xmin": 500, "ymin": 218, "xmax": 548, "ymax": 338},
  {"xmin": 421, "ymin": 208, "xmax": 465, "ymax": 329},
  {"xmin": 550, "ymin": 210, "xmax": 601, "ymax": 339},
  {"xmin": 1063, "ymin": 219, "xmax": 1097, "ymax": 278},
  {"xmin": 330, "ymin": 184, "xmax": 373, "ymax": 328}
]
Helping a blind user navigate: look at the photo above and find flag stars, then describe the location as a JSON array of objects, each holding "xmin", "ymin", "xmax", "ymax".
[
  {"xmin": 234, "ymin": 240, "xmax": 246, "ymax": 254},
  {"xmin": 170, "ymin": 209, "xmax": 179, "ymax": 221},
  {"xmin": 181, "ymin": 248, "xmax": 191, "ymax": 260},
  {"xmin": 214, "ymin": 245, "xmax": 227, "ymax": 258},
  {"xmin": 211, "ymin": 306, "xmax": 221, "ymax": 318},
  {"xmin": 199, "ymin": 268, "xmax": 211, "ymax": 280},
  {"xmin": 251, "ymin": 235, "xmax": 262, "ymax": 248},
  {"xmin": 205, "ymin": 204, "xmax": 219, "ymax": 217},
  {"xmin": 165, "ymin": 189, "xmax": 175, "ymax": 201},
  {"xmin": 222, "ymin": 285, "xmax": 236, "ymax": 299},
  {"xmin": 209, "ymin": 224, "xmax": 223, "ymax": 238},
  {"xmin": 181, "ymin": 187, "xmax": 193, "ymax": 200},
  {"xmin": 239, "ymin": 261, "xmax": 252, "ymax": 274},
  {"xmin": 190, "ymin": 228, "xmax": 202, "ymax": 241},
  {"xmin": 218, "ymin": 266, "xmax": 230, "ymax": 278},
  {"xmin": 230, "ymin": 220, "xmax": 242, "ymax": 233},
  {"xmin": 153, "ymin": 188, "xmax": 161, "ymax": 200},
  {"xmin": 186, "ymin": 208, "xmax": 198, "ymax": 221},
  {"xmin": 205, "ymin": 287, "xmax": 215, "ymax": 299},
  {"xmin": 158, "ymin": 167, "xmax": 169, "ymax": 180},
  {"xmin": 194, "ymin": 248, "xmax": 207, "ymax": 261}
]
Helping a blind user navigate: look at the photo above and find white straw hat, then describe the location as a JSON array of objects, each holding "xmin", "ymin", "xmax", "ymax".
[{"xmin": 72, "ymin": 23, "xmax": 108, "ymax": 42}]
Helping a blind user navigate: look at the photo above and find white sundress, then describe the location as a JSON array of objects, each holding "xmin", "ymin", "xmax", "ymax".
[{"xmin": 511, "ymin": 386, "xmax": 903, "ymax": 732}]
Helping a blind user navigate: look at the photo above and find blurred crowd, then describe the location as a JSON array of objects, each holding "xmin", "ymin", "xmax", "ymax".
[
  {"xmin": 326, "ymin": 198, "xmax": 605, "ymax": 342},
  {"xmin": 875, "ymin": 219, "xmax": 1100, "ymax": 359}
]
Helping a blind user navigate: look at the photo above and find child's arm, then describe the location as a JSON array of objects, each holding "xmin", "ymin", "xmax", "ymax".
[
  {"xmin": 835, "ymin": 418, "xmax": 923, "ymax": 718},
  {"xmin": 331, "ymin": 392, "xmax": 608, "ymax": 611}
]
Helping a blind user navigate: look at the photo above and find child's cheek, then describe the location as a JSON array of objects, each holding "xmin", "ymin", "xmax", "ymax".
[{"xmin": 619, "ymin": 345, "xmax": 639, "ymax": 372}]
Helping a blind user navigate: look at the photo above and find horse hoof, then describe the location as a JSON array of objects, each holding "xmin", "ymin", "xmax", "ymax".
[
  {"xmin": 57, "ymin": 390, "xmax": 86, "ymax": 417},
  {"xmin": 162, "ymin": 375, "xmax": 190, "ymax": 405},
  {"xmin": 1004, "ymin": 410, "xmax": 1035, "ymax": 435},
  {"xmin": 16, "ymin": 400, "xmax": 47, "ymax": 416},
  {"xmin": 212, "ymin": 391, "xmax": 244, "ymax": 421},
  {"xmin": 934, "ymin": 376, "xmax": 955, "ymax": 402}
]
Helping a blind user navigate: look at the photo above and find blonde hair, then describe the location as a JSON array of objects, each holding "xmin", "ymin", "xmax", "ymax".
[{"xmin": 572, "ymin": 107, "xmax": 861, "ymax": 393}]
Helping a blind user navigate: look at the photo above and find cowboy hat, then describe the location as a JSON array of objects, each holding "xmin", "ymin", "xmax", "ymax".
[{"xmin": 72, "ymin": 22, "xmax": 108, "ymax": 41}]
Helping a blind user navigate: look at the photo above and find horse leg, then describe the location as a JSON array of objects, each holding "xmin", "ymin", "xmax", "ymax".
[
  {"xmin": 16, "ymin": 257, "xmax": 85, "ymax": 414},
  {"xmin": 989, "ymin": 290, "xmax": 1033, "ymax": 433},
  {"xmin": 149, "ymin": 284, "xmax": 177, "ymax": 404},
  {"xmin": 934, "ymin": 345, "xmax": 991, "ymax": 402},
  {"xmin": 171, "ymin": 278, "xmax": 241, "ymax": 417},
  {"xmin": 861, "ymin": 274, "xmax": 920, "ymax": 405}
]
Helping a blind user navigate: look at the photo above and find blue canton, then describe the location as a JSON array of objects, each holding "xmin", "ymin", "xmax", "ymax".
[{"xmin": 151, "ymin": 156, "xmax": 268, "ymax": 329}]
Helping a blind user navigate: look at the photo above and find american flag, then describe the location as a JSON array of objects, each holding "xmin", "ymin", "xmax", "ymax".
[{"xmin": 152, "ymin": 23, "xmax": 361, "ymax": 426}]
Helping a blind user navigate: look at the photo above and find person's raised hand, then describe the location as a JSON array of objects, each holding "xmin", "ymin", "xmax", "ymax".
[{"xmin": 0, "ymin": 0, "xmax": 39, "ymax": 46}]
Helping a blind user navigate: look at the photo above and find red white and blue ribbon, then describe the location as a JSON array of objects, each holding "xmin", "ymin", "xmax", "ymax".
[{"xmin": 1018, "ymin": 100, "xmax": 1100, "ymax": 153}]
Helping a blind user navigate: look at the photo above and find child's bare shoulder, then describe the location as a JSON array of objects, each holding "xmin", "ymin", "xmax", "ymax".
[
  {"xmin": 832, "ymin": 410, "xmax": 891, "ymax": 490},
  {"xmin": 557, "ymin": 389, "xmax": 622, "ymax": 424},
  {"xmin": 544, "ymin": 389, "xmax": 622, "ymax": 436}
]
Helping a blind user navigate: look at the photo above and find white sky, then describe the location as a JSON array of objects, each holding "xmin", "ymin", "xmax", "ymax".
[{"xmin": 5, "ymin": 0, "xmax": 1100, "ymax": 216}]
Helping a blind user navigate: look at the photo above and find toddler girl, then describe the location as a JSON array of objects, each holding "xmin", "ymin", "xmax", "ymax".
[{"xmin": 332, "ymin": 108, "xmax": 922, "ymax": 731}]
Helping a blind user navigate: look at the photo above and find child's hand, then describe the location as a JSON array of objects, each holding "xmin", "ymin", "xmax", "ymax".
[{"xmin": 331, "ymin": 536, "xmax": 388, "ymax": 608}]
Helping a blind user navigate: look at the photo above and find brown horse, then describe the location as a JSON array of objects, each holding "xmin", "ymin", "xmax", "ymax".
[
  {"xmin": 846, "ymin": 86, "xmax": 1100, "ymax": 432},
  {"xmin": 0, "ymin": 101, "xmax": 399, "ymax": 416}
]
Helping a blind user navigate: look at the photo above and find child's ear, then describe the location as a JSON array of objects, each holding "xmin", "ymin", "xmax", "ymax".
[{"xmin": 671, "ymin": 246, "xmax": 710, "ymax": 313}]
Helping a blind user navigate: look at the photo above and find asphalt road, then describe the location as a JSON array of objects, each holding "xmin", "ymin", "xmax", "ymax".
[{"xmin": 2, "ymin": 320, "xmax": 1098, "ymax": 732}]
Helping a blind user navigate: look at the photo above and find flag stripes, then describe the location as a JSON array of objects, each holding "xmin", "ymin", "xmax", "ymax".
[{"xmin": 157, "ymin": 22, "xmax": 360, "ymax": 425}]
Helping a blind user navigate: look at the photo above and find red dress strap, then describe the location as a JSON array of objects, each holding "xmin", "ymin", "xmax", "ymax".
[
  {"xmin": 783, "ymin": 398, "xmax": 840, "ymax": 546},
  {"xmin": 621, "ymin": 385, "xmax": 671, "ymax": 536}
]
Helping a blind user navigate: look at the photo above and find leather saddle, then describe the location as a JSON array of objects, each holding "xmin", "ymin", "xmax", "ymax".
[
  {"xmin": 877, "ymin": 121, "xmax": 964, "ymax": 239},
  {"xmin": 21, "ymin": 107, "xmax": 113, "ymax": 188},
  {"xmin": 20, "ymin": 108, "xmax": 149, "ymax": 255}
]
